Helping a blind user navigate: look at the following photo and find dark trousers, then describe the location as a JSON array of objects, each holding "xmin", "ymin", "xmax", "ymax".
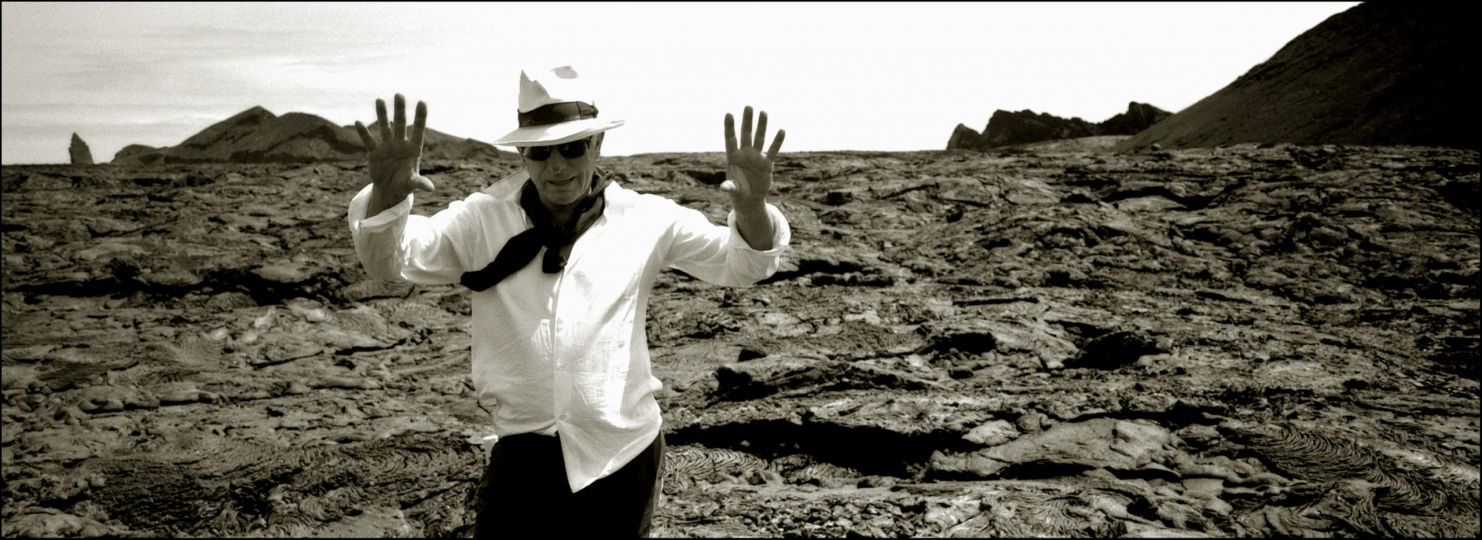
[{"xmin": 472, "ymin": 432, "xmax": 664, "ymax": 538}]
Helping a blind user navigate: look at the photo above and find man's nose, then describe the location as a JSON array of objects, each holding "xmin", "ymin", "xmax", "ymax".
[{"xmin": 545, "ymin": 153, "xmax": 573, "ymax": 174}]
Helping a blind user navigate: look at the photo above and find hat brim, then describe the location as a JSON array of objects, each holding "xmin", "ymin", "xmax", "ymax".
[{"xmin": 490, "ymin": 118, "xmax": 625, "ymax": 147}]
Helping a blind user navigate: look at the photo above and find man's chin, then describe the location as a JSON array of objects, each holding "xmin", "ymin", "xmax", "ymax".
[{"xmin": 538, "ymin": 191, "xmax": 585, "ymax": 208}]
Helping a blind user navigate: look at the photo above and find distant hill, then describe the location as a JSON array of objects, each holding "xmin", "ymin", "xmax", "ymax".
[
  {"xmin": 949, "ymin": 102, "xmax": 1170, "ymax": 151},
  {"xmin": 1116, "ymin": 2, "xmax": 1474, "ymax": 151},
  {"xmin": 111, "ymin": 106, "xmax": 514, "ymax": 165}
]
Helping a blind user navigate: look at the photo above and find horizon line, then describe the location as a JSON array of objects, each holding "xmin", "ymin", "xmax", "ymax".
[{"xmin": 0, "ymin": 147, "xmax": 1004, "ymax": 166}]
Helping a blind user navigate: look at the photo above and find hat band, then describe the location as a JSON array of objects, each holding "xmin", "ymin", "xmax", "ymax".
[{"xmin": 518, "ymin": 101, "xmax": 599, "ymax": 127}]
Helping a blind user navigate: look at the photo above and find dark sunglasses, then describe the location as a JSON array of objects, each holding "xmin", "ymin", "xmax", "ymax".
[{"xmin": 522, "ymin": 139, "xmax": 590, "ymax": 161}]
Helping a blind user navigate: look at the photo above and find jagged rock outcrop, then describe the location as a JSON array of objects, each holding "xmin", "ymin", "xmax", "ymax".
[
  {"xmin": 1099, "ymin": 102, "xmax": 1173, "ymax": 136},
  {"xmin": 949, "ymin": 102, "xmax": 1171, "ymax": 151},
  {"xmin": 69, "ymin": 133, "xmax": 94, "ymax": 165},
  {"xmin": 1116, "ymin": 2, "xmax": 1474, "ymax": 151},
  {"xmin": 111, "ymin": 106, "xmax": 513, "ymax": 165},
  {"xmin": 980, "ymin": 110, "xmax": 1099, "ymax": 149}
]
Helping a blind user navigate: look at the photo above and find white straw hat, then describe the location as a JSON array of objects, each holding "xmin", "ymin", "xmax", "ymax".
[{"xmin": 489, "ymin": 65, "xmax": 625, "ymax": 147}]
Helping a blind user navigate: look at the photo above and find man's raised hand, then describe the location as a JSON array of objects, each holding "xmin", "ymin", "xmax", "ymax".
[
  {"xmin": 722, "ymin": 106, "xmax": 785, "ymax": 211},
  {"xmin": 356, "ymin": 94, "xmax": 433, "ymax": 212}
]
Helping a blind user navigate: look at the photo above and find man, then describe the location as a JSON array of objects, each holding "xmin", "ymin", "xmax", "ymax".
[{"xmin": 346, "ymin": 65, "xmax": 791, "ymax": 537}]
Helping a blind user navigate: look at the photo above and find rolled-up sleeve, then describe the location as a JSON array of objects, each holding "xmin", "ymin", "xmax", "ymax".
[
  {"xmin": 347, "ymin": 183, "xmax": 483, "ymax": 285},
  {"xmin": 663, "ymin": 202, "xmax": 791, "ymax": 287}
]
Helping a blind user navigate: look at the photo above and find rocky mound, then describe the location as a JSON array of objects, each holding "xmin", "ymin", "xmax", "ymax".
[
  {"xmin": 110, "ymin": 106, "xmax": 513, "ymax": 165},
  {"xmin": 2, "ymin": 145, "xmax": 1477, "ymax": 537},
  {"xmin": 950, "ymin": 102, "xmax": 1171, "ymax": 151},
  {"xmin": 1117, "ymin": 2, "xmax": 1474, "ymax": 151},
  {"xmin": 111, "ymin": 144, "xmax": 161, "ymax": 164}
]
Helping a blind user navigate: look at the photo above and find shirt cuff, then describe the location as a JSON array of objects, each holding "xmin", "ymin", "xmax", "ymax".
[
  {"xmin": 725, "ymin": 203, "xmax": 790, "ymax": 256},
  {"xmin": 348, "ymin": 183, "xmax": 414, "ymax": 232}
]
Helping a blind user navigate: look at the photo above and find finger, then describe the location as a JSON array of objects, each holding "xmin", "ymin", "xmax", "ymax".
[
  {"xmin": 411, "ymin": 173, "xmax": 435, "ymax": 192},
  {"xmin": 723, "ymin": 113, "xmax": 737, "ymax": 156},
  {"xmin": 376, "ymin": 99, "xmax": 392, "ymax": 142},
  {"xmin": 410, "ymin": 100, "xmax": 427, "ymax": 151},
  {"xmin": 393, "ymin": 94, "xmax": 407, "ymax": 141},
  {"xmin": 754, "ymin": 110, "xmax": 768, "ymax": 150},
  {"xmin": 355, "ymin": 121, "xmax": 376, "ymax": 151},
  {"xmin": 766, "ymin": 129, "xmax": 786, "ymax": 162},
  {"xmin": 740, "ymin": 106, "xmax": 753, "ymax": 150},
  {"xmin": 720, "ymin": 179, "xmax": 737, "ymax": 193}
]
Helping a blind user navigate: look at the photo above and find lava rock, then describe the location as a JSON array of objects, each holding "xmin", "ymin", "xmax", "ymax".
[{"xmin": 1067, "ymin": 330, "xmax": 1167, "ymax": 369}]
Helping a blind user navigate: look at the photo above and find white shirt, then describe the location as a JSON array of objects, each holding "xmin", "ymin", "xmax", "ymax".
[{"xmin": 346, "ymin": 170, "xmax": 790, "ymax": 492}]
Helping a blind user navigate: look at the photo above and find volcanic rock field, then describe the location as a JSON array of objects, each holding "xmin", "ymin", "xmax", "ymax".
[{"xmin": 2, "ymin": 140, "xmax": 1477, "ymax": 537}]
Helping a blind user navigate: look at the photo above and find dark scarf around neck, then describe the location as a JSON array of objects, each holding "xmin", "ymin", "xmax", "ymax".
[{"xmin": 459, "ymin": 171, "xmax": 610, "ymax": 292}]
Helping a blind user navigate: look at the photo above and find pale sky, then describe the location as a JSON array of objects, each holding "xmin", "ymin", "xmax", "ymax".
[{"xmin": 2, "ymin": 1, "xmax": 1359, "ymax": 164}]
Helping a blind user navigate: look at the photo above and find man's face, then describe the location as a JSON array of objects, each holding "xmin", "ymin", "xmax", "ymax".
[{"xmin": 522, "ymin": 134, "xmax": 602, "ymax": 209}]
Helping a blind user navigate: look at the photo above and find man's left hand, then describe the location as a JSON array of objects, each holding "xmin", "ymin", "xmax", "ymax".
[{"xmin": 722, "ymin": 106, "xmax": 786, "ymax": 211}]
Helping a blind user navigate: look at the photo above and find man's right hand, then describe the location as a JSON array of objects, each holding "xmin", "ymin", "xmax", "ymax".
[{"xmin": 356, "ymin": 93, "xmax": 434, "ymax": 216}]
